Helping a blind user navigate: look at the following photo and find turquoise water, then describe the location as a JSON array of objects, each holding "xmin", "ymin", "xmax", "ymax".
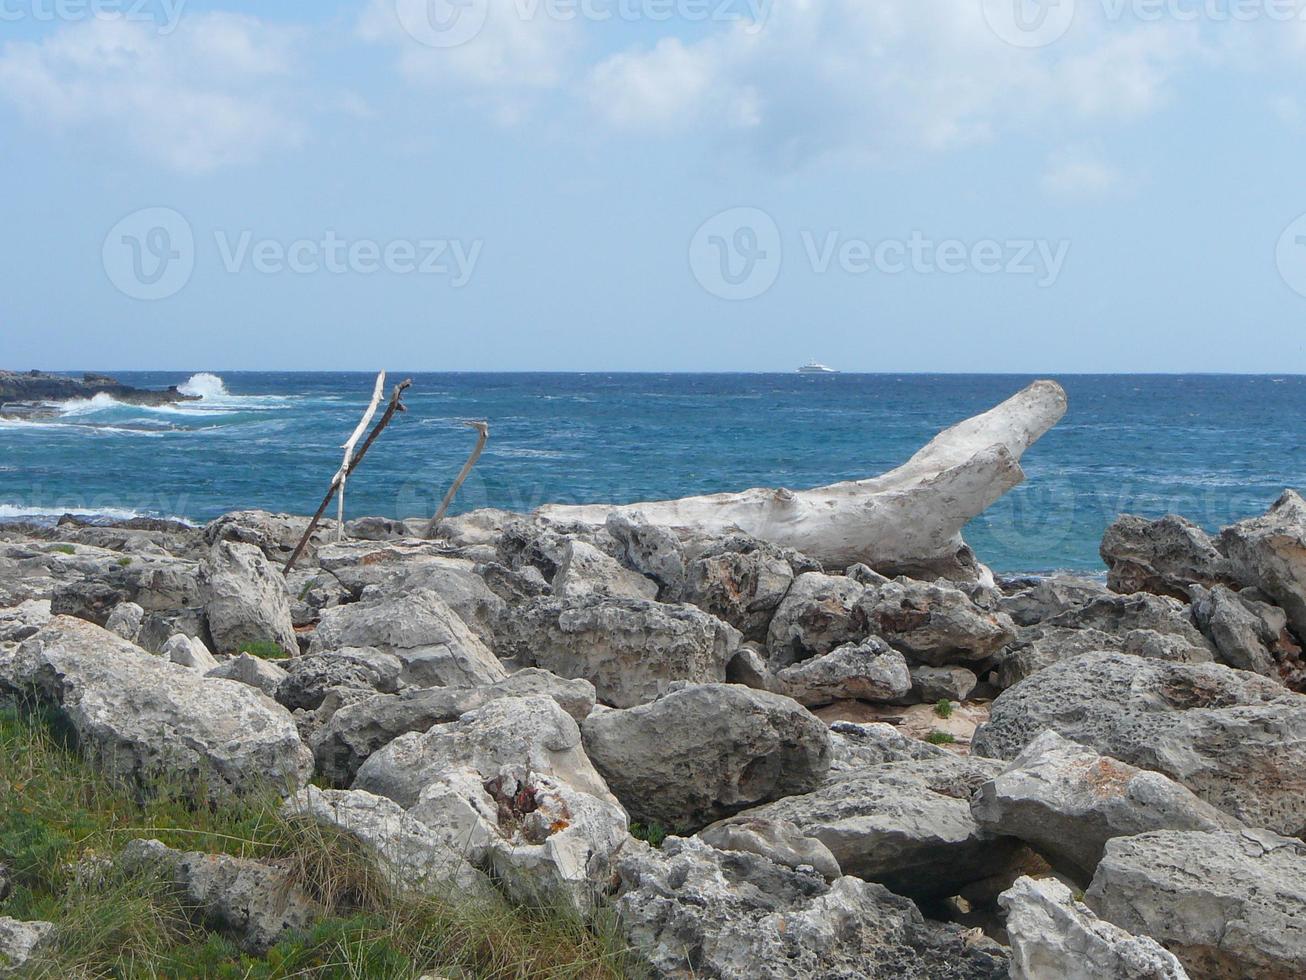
[{"xmin": 2, "ymin": 372, "xmax": 1302, "ymax": 575}]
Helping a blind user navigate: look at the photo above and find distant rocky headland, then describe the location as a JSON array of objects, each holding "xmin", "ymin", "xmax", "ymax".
[{"xmin": 0, "ymin": 369, "xmax": 197, "ymax": 417}]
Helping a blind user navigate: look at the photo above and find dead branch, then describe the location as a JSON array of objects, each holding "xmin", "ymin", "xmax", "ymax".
[
  {"xmin": 283, "ymin": 378, "xmax": 413, "ymax": 575},
  {"xmin": 337, "ymin": 371, "xmax": 387, "ymax": 543},
  {"xmin": 427, "ymin": 419, "xmax": 489, "ymax": 538}
]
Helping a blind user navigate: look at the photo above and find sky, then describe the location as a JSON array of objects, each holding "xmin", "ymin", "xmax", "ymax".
[{"xmin": 2, "ymin": 0, "xmax": 1306, "ymax": 372}]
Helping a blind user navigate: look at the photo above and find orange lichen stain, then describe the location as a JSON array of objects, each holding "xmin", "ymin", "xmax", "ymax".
[{"xmin": 1070, "ymin": 757, "xmax": 1133, "ymax": 799}]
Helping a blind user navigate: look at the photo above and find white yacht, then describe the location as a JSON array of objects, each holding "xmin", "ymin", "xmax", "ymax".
[{"xmin": 798, "ymin": 360, "xmax": 838, "ymax": 375}]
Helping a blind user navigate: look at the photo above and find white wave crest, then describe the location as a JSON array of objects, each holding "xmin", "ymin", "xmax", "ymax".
[
  {"xmin": 57, "ymin": 393, "xmax": 121, "ymax": 416},
  {"xmin": 0, "ymin": 503, "xmax": 153, "ymax": 521},
  {"xmin": 178, "ymin": 373, "xmax": 230, "ymax": 399}
]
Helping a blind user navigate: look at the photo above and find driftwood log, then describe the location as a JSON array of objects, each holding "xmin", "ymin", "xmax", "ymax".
[
  {"xmin": 427, "ymin": 420, "xmax": 489, "ymax": 538},
  {"xmin": 283, "ymin": 378, "xmax": 413, "ymax": 575},
  {"xmin": 535, "ymin": 380, "xmax": 1068, "ymax": 579}
]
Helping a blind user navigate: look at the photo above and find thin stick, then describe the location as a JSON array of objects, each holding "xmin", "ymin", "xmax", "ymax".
[
  {"xmin": 336, "ymin": 371, "xmax": 386, "ymax": 542},
  {"xmin": 283, "ymin": 379, "xmax": 413, "ymax": 575},
  {"xmin": 427, "ymin": 420, "xmax": 489, "ymax": 538}
]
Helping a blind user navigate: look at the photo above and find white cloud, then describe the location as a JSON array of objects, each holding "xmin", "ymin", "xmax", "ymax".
[
  {"xmin": 584, "ymin": 1, "xmax": 1200, "ymax": 167},
  {"xmin": 1040, "ymin": 149, "xmax": 1123, "ymax": 200},
  {"xmin": 0, "ymin": 13, "xmax": 305, "ymax": 174},
  {"xmin": 359, "ymin": 0, "xmax": 578, "ymax": 119},
  {"xmin": 1057, "ymin": 27, "xmax": 1194, "ymax": 120}
]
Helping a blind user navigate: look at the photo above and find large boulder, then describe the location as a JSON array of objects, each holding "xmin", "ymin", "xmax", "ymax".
[
  {"xmin": 613, "ymin": 836, "xmax": 1009, "ymax": 980},
  {"xmin": 859, "ymin": 578, "xmax": 1017, "ymax": 667},
  {"xmin": 122, "ymin": 839, "xmax": 317, "ymax": 954},
  {"xmin": 1044, "ymin": 593, "xmax": 1215, "ymax": 660},
  {"xmin": 310, "ymin": 588, "xmax": 506, "ymax": 689},
  {"xmin": 999, "ymin": 576, "xmax": 1112, "ymax": 627},
  {"xmin": 283, "ymin": 786, "xmax": 491, "ymax": 897},
  {"xmin": 581, "ymin": 684, "xmax": 831, "ymax": 831},
  {"xmin": 1218, "ymin": 490, "xmax": 1306, "ymax": 640},
  {"xmin": 765, "ymin": 572, "xmax": 867, "ymax": 666},
  {"xmin": 203, "ymin": 510, "xmax": 324, "ymax": 567},
  {"xmin": 973, "ymin": 652, "xmax": 1306, "ymax": 836},
  {"xmin": 698, "ymin": 815, "xmax": 842, "ymax": 880},
  {"xmin": 996, "ymin": 619, "xmax": 1213, "ymax": 691},
  {"xmin": 771, "ymin": 639, "xmax": 911, "ymax": 707},
  {"xmin": 51, "ymin": 552, "xmax": 201, "ymax": 626},
  {"xmin": 311, "ymin": 669, "xmax": 596, "ymax": 786},
  {"xmin": 198, "ymin": 540, "xmax": 298, "ymax": 656},
  {"xmin": 1087, "ymin": 829, "xmax": 1306, "ymax": 980},
  {"xmin": 1190, "ymin": 584, "xmax": 1303, "ymax": 684},
  {"xmin": 0, "ymin": 599, "xmax": 51, "ymax": 646},
  {"xmin": 412, "ymin": 765, "xmax": 629, "ymax": 914},
  {"xmin": 1100, "ymin": 514, "xmax": 1235, "ymax": 600},
  {"xmin": 273, "ymin": 650, "xmax": 401, "ymax": 713},
  {"xmin": 1000, "ymin": 875, "xmax": 1189, "ymax": 980},
  {"xmin": 205, "ymin": 652, "xmax": 290, "ymax": 697},
  {"xmin": 551, "ymin": 539, "xmax": 657, "ymax": 600},
  {"xmin": 498, "ymin": 596, "xmax": 740, "ymax": 708},
  {"xmin": 682, "ymin": 536, "xmax": 812, "ymax": 642},
  {"xmin": 605, "ymin": 511, "xmax": 687, "ymax": 599},
  {"xmin": 315, "ymin": 542, "xmax": 507, "ymax": 646},
  {"xmin": 721, "ymin": 755, "xmax": 1020, "ymax": 900},
  {"xmin": 825, "ymin": 720, "xmax": 952, "ymax": 777},
  {"xmin": 1, "ymin": 617, "xmax": 312, "ymax": 798},
  {"xmin": 971, "ymin": 731, "xmax": 1239, "ymax": 879},
  {"xmin": 0, "ymin": 917, "xmax": 55, "ymax": 976},
  {"xmin": 353, "ymin": 695, "xmax": 617, "ymax": 810}
]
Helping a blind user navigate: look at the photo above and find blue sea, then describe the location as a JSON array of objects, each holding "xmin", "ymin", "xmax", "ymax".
[{"xmin": 2, "ymin": 372, "xmax": 1302, "ymax": 576}]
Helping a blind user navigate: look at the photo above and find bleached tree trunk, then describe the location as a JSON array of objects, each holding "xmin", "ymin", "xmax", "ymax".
[{"xmin": 535, "ymin": 380, "xmax": 1068, "ymax": 576}]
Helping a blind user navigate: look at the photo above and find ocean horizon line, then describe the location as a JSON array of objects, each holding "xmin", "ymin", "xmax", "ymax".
[{"xmin": 25, "ymin": 369, "xmax": 1306, "ymax": 378}]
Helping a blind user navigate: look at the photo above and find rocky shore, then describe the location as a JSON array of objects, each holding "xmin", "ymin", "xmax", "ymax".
[
  {"xmin": 1, "ymin": 382, "xmax": 1304, "ymax": 978},
  {"xmin": 0, "ymin": 370, "xmax": 196, "ymax": 418}
]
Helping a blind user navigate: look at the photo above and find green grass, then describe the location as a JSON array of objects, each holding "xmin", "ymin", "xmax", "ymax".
[
  {"xmin": 49, "ymin": 544, "xmax": 76, "ymax": 555},
  {"xmin": 629, "ymin": 823, "xmax": 669, "ymax": 849},
  {"xmin": 0, "ymin": 707, "xmax": 644, "ymax": 979},
  {"xmin": 237, "ymin": 640, "xmax": 292, "ymax": 660},
  {"xmin": 933, "ymin": 699, "xmax": 954, "ymax": 719},
  {"xmin": 925, "ymin": 730, "xmax": 956, "ymax": 745},
  {"xmin": 116, "ymin": 557, "xmax": 133, "ymax": 567}
]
